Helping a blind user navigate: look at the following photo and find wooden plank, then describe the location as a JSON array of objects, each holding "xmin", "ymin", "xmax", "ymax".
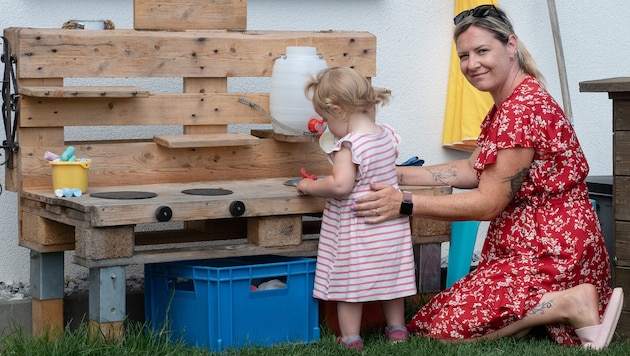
[
  {"xmin": 182, "ymin": 77, "xmax": 229, "ymax": 134},
  {"xmin": 153, "ymin": 133, "xmax": 260, "ymax": 148},
  {"xmin": 73, "ymin": 238, "xmax": 320, "ymax": 268},
  {"xmin": 74, "ymin": 225, "xmax": 135, "ymax": 260},
  {"xmin": 579, "ymin": 77, "xmax": 630, "ymax": 93},
  {"xmin": 7, "ymin": 28, "xmax": 376, "ymax": 79},
  {"xmin": 134, "ymin": 0, "xmax": 247, "ymax": 31},
  {"xmin": 19, "ymin": 86, "xmax": 149, "ymax": 98},
  {"xmin": 20, "ymin": 93, "xmax": 270, "ymax": 127},
  {"xmin": 613, "ymin": 100, "xmax": 630, "ymax": 132},
  {"xmin": 615, "ymin": 177, "xmax": 630, "ymax": 222},
  {"xmin": 414, "ymin": 243, "xmax": 442, "ymax": 293},
  {"xmin": 616, "ymin": 220, "xmax": 630, "ymax": 266},
  {"xmin": 21, "ymin": 178, "xmax": 328, "ymax": 227},
  {"xmin": 614, "ymin": 131, "xmax": 630, "ymax": 176},
  {"xmin": 406, "ymin": 186, "xmax": 452, "ymax": 237},
  {"xmin": 88, "ymin": 181, "xmax": 327, "ymax": 226},
  {"xmin": 247, "ymin": 215, "xmax": 302, "ymax": 246},
  {"xmin": 252, "ymin": 129, "xmax": 320, "ymax": 143},
  {"xmin": 135, "ymin": 225, "xmax": 247, "ymax": 245},
  {"xmin": 19, "ymin": 239, "xmax": 74, "ymax": 253},
  {"xmin": 615, "ymin": 311, "xmax": 630, "ymax": 340},
  {"xmin": 614, "ymin": 266, "xmax": 630, "ymax": 336},
  {"xmin": 20, "ymin": 194, "xmax": 92, "ymax": 225},
  {"xmin": 21, "ymin": 211, "xmax": 75, "ymax": 246},
  {"xmin": 89, "ymin": 320, "xmax": 123, "ymax": 341},
  {"xmin": 18, "ymin": 139, "xmax": 331, "ymax": 189},
  {"xmin": 31, "ymin": 298, "xmax": 63, "ymax": 338}
]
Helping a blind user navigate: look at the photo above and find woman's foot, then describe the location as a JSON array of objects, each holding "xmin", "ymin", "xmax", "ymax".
[{"xmin": 575, "ymin": 287, "xmax": 624, "ymax": 350}]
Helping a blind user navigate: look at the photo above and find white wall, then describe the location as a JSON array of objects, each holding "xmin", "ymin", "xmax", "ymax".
[{"xmin": 0, "ymin": 0, "xmax": 626, "ymax": 285}]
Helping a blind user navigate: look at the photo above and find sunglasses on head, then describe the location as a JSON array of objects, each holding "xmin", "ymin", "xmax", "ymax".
[{"xmin": 453, "ymin": 4, "xmax": 506, "ymax": 25}]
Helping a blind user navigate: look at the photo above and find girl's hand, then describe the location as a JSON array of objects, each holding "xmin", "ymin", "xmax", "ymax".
[
  {"xmin": 296, "ymin": 178, "xmax": 310, "ymax": 196},
  {"xmin": 352, "ymin": 182, "xmax": 404, "ymax": 224}
]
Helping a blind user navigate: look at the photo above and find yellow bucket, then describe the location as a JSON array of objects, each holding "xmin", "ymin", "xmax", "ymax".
[{"xmin": 50, "ymin": 159, "xmax": 92, "ymax": 193}]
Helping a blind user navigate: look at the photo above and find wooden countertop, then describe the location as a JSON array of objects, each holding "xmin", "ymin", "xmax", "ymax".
[
  {"xmin": 21, "ymin": 177, "xmax": 327, "ymax": 227},
  {"xmin": 21, "ymin": 177, "xmax": 449, "ymax": 228}
]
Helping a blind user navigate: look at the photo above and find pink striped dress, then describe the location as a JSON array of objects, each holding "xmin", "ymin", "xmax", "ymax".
[{"xmin": 313, "ymin": 124, "xmax": 417, "ymax": 302}]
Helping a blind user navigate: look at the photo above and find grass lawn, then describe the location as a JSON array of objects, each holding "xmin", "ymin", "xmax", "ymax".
[
  {"xmin": 1, "ymin": 296, "xmax": 628, "ymax": 355},
  {"xmin": 2, "ymin": 321, "xmax": 630, "ymax": 356}
]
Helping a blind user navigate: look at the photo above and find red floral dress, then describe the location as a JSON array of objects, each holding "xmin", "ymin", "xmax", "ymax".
[{"xmin": 407, "ymin": 76, "xmax": 613, "ymax": 346}]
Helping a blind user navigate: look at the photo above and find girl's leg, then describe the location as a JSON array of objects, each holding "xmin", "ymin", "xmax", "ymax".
[
  {"xmin": 337, "ymin": 301, "xmax": 363, "ymax": 342},
  {"xmin": 382, "ymin": 298, "xmax": 409, "ymax": 342},
  {"xmin": 381, "ymin": 297, "xmax": 405, "ymax": 327}
]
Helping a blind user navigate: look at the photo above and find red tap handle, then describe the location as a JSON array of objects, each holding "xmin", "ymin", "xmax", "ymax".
[
  {"xmin": 301, "ymin": 167, "xmax": 317, "ymax": 180},
  {"xmin": 307, "ymin": 118, "xmax": 325, "ymax": 135}
]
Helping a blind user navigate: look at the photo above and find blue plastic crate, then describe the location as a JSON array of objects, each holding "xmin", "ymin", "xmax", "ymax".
[{"xmin": 144, "ymin": 255, "xmax": 319, "ymax": 352}]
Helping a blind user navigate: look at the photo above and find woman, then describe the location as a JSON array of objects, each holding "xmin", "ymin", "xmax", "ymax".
[{"xmin": 351, "ymin": 5, "xmax": 623, "ymax": 350}]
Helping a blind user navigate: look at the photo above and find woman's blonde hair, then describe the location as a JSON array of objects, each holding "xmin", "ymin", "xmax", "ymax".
[
  {"xmin": 453, "ymin": 6, "xmax": 545, "ymax": 84},
  {"xmin": 305, "ymin": 66, "xmax": 390, "ymax": 119}
]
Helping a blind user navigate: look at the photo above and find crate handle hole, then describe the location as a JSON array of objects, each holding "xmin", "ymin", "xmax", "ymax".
[
  {"xmin": 251, "ymin": 277, "xmax": 287, "ymax": 291},
  {"xmin": 168, "ymin": 277, "xmax": 195, "ymax": 292}
]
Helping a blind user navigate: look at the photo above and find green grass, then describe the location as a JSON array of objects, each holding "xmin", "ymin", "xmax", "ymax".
[
  {"xmin": 2, "ymin": 320, "xmax": 630, "ymax": 356},
  {"xmin": 1, "ymin": 296, "xmax": 629, "ymax": 355}
]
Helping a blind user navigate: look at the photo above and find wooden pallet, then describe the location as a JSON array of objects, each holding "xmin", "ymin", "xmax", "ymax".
[{"xmin": 5, "ymin": 0, "xmax": 450, "ymax": 341}]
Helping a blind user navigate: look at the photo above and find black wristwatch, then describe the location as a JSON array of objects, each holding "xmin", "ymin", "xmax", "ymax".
[{"xmin": 399, "ymin": 191, "xmax": 413, "ymax": 216}]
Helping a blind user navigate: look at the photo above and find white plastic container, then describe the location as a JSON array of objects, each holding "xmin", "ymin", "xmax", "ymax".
[{"xmin": 270, "ymin": 47, "xmax": 328, "ymax": 135}]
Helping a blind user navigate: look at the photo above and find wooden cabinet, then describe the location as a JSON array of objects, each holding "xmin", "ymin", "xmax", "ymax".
[{"xmin": 580, "ymin": 77, "xmax": 630, "ymax": 338}]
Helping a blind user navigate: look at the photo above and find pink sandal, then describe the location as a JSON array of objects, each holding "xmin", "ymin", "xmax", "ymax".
[
  {"xmin": 337, "ymin": 335, "xmax": 363, "ymax": 350},
  {"xmin": 385, "ymin": 325, "xmax": 409, "ymax": 343},
  {"xmin": 575, "ymin": 287, "xmax": 624, "ymax": 350}
]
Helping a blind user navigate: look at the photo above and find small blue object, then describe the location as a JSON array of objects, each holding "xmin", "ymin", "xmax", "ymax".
[
  {"xmin": 397, "ymin": 156, "xmax": 424, "ymax": 166},
  {"xmin": 62, "ymin": 187, "xmax": 73, "ymax": 197},
  {"xmin": 60, "ymin": 146, "xmax": 75, "ymax": 161},
  {"xmin": 72, "ymin": 188, "xmax": 82, "ymax": 197}
]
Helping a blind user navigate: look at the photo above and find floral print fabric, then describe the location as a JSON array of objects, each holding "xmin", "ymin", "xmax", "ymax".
[{"xmin": 407, "ymin": 76, "xmax": 612, "ymax": 346}]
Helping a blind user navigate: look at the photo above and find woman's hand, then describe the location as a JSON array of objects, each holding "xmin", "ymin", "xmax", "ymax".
[{"xmin": 352, "ymin": 182, "xmax": 404, "ymax": 224}]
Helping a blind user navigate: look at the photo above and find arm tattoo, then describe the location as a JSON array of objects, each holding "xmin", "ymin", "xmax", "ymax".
[
  {"xmin": 527, "ymin": 298, "xmax": 554, "ymax": 316},
  {"xmin": 503, "ymin": 168, "xmax": 528, "ymax": 199},
  {"xmin": 427, "ymin": 167, "xmax": 458, "ymax": 185}
]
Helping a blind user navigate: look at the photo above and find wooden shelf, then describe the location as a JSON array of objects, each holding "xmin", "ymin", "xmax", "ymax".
[
  {"xmin": 19, "ymin": 86, "xmax": 150, "ymax": 98},
  {"xmin": 153, "ymin": 133, "xmax": 260, "ymax": 148},
  {"xmin": 251, "ymin": 129, "xmax": 319, "ymax": 143}
]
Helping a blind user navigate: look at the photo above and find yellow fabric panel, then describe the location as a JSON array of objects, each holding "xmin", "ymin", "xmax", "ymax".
[{"xmin": 442, "ymin": 0, "xmax": 498, "ymax": 151}]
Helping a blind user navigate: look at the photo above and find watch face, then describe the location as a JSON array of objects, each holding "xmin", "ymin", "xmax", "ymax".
[
  {"xmin": 400, "ymin": 191, "xmax": 413, "ymax": 215},
  {"xmin": 400, "ymin": 201, "xmax": 413, "ymax": 215}
]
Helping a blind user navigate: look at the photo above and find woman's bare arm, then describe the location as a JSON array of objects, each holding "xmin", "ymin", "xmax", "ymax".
[{"xmin": 353, "ymin": 146, "xmax": 534, "ymax": 223}]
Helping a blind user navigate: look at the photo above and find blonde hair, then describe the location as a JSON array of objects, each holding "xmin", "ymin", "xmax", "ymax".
[
  {"xmin": 453, "ymin": 6, "xmax": 545, "ymax": 84},
  {"xmin": 304, "ymin": 66, "xmax": 390, "ymax": 119}
]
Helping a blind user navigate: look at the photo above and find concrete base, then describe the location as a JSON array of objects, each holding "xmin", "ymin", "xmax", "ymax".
[
  {"xmin": 0, "ymin": 292, "xmax": 145, "ymax": 335},
  {"xmin": 0, "ymin": 298, "xmax": 32, "ymax": 335}
]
